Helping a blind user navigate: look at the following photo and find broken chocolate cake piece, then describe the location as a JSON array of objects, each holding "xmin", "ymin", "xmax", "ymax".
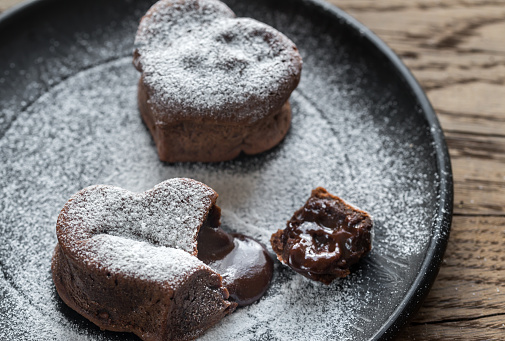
[
  {"xmin": 270, "ymin": 187, "xmax": 373, "ymax": 285},
  {"xmin": 52, "ymin": 178, "xmax": 272, "ymax": 341}
]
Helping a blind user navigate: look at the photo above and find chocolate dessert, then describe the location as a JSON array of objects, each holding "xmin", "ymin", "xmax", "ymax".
[
  {"xmin": 52, "ymin": 178, "xmax": 272, "ymax": 341},
  {"xmin": 133, "ymin": 0, "xmax": 302, "ymax": 162},
  {"xmin": 197, "ymin": 205, "xmax": 273, "ymax": 306},
  {"xmin": 270, "ymin": 187, "xmax": 373, "ymax": 284}
]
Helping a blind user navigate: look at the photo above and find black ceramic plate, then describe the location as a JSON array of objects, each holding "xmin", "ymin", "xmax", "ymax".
[{"xmin": 0, "ymin": 0, "xmax": 452, "ymax": 340}]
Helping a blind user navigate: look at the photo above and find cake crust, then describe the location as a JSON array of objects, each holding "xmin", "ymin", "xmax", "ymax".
[{"xmin": 52, "ymin": 178, "xmax": 236, "ymax": 341}]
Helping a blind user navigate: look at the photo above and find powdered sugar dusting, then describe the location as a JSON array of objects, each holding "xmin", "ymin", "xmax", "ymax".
[
  {"xmin": 0, "ymin": 1, "xmax": 445, "ymax": 340},
  {"xmin": 0, "ymin": 55, "xmax": 437, "ymax": 340},
  {"xmin": 134, "ymin": 0, "xmax": 302, "ymax": 123},
  {"xmin": 58, "ymin": 178, "xmax": 215, "ymax": 256},
  {"xmin": 84, "ymin": 234, "xmax": 207, "ymax": 285}
]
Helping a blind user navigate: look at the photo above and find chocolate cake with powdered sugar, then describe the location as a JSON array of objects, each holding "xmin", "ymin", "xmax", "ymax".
[
  {"xmin": 52, "ymin": 179, "xmax": 234, "ymax": 341},
  {"xmin": 52, "ymin": 178, "xmax": 273, "ymax": 341},
  {"xmin": 133, "ymin": 0, "xmax": 302, "ymax": 162}
]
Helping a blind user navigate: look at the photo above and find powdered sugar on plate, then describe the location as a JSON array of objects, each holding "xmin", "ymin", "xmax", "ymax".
[{"xmin": 0, "ymin": 1, "xmax": 444, "ymax": 340}]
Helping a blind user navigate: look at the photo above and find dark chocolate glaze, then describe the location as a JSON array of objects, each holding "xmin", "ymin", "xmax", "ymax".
[
  {"xmin": 197, "ymin": 207, "xmax": 273, "ymax": 306},
  {"xmin": 270, "ymin": 187, "xmax": 373, "ymax": 284}
]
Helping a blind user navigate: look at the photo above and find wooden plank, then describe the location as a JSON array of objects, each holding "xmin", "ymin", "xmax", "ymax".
[
  {"xmin": 448, "ymin": 133, "xmax": 505, "ymax": 215},
  {"xmin": 437, "ymin": 110, "xmax": 505, "ymax": 138},
  {"xmin": 461, "ymin": 21, "xmax": 505, "ymax": 54},
  {"xmin": 379, "ymin": 44, "xmax": 505, "ymax": 91},
  {"xmin": 0, "ymin": 0, "xmax": 21, "ymax": 12},
  {"xmin": 398, "ymin": 216, "xmax": 505, "ymax": 340},
  {"xmin": 429, "ymin": 83, "xmax": 505, "ymax": 118},
  {"xmin": 332, "ymin": 0, "xmax": 505, "ymax": 11},
  {"xmin": 415, "ymin": 216, "xmax": 505, "ymax": 321},
  {"xmin": 330, "ymin": 3, "xmax": 505, "ymax": 90},
  {"xmin": 429, "ymin": 82, "xmax": 505, "ymax": 137},
  {"xmin": 336, "ymin": 5, "xmax": 505, "ymax": 42},
  {"xmin": 398, "ymin": 314, "xmax": 505, "ymax": 340}
]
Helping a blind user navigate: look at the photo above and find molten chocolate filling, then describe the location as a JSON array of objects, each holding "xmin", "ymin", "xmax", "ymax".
[
  {"xmin": 197, "ymin": 206, "xmax": 273, "ymax": 306},
  {"xmin": 271, "ymin": 187, "xmax": 373, "ymax": 284}
]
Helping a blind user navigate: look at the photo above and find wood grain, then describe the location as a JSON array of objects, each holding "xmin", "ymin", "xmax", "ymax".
[
  {"xmin": 1, "ymin": 0, "xmax": 504, "ymax": 340},
  {"xmin": 0, "ymin": 0, "xmax": 20, "ymax": 12}
]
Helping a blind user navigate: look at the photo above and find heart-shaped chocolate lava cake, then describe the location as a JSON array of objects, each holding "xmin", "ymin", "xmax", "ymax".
[
  {"xmin": 52, "ymin": 179, "xmax": 239, "ymax": 341},
  {"xmin": 133, "ymin": 0, "xmax": 302, "ymax": 162}
]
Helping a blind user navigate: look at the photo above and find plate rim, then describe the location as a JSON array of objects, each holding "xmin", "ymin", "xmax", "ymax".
[
  {"xmin": 302, "ymin": 0, "xmax": 454, "ymax": 339},
  {"xmin": 0, "ymin": 0, "xmax": 454, "ymax": 340}
]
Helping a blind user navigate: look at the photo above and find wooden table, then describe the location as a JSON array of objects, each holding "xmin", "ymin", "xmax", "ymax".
[{"xmin": 2, "ymin": 0, "xmax": 504, "ymax": 339}]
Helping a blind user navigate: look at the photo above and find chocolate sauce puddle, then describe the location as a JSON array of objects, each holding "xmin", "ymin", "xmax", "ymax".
[{"xmin": 197, "ymin": 207, "xmax": 273, "ymax": 306}]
